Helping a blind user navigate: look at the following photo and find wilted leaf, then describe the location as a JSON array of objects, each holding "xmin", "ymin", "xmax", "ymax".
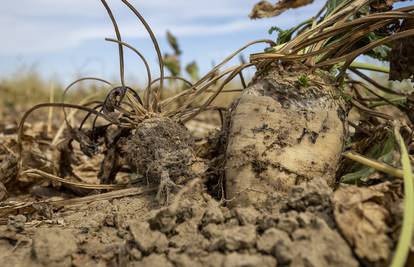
[
  {"xmin": 0, "ymin": 182, "xmax": 8, "ymax": 201},
  {"xmin": 163, "ymin": 54, "xmax": 181, "ymax": 77},
  {"xmin": 0, "ymin": 154, "xmax": 18, "ymax": 185},
  {"xmin": 250, "ymin": 1, "xmax": 277, "ymax": 19},
  {"xmin": 370, "ymin": 0, "xmax": 410, "ymax": 12},
  {"xmin": 250, "ymin": 0, "xmax": 314, "ymax": 19},
  {"xmin": 166, "ymin": 30, "xmax": 182, "ymax": 56},
  {"xmin": 370, "ymin": 0, "xmax": 394, "ymax": 12},
  {"xmin": 185, "ymin": 61, "xmax": 200, "ymax": 81},
  {"xmin": 389, "ymin": 19, "xmax": 414, "ymax": 81}
]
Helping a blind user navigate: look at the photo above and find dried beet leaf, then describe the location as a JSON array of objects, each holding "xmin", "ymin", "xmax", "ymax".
[
  {"xmin": 250, "ymin": 0, "xmax": 314, "ymax": 19},
  {"xmin": 389, "ymin": 19, "xmax": 414, "ymax": 81},
  {"xmin": 370, "ymin": 0, "xmax": 394, "ymax": 12}
]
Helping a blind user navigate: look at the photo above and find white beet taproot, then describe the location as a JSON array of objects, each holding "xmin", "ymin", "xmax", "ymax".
[{"xmin": 225, "ymin": 65, "xmax": 347, "ymax": 207}]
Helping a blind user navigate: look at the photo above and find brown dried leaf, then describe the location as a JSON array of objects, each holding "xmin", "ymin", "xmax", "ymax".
[
  {"xmin": 250, "ymin": 0, "xmax": 314, "ymax": 19},
  {"xmin": 370, "ymin": 0, "xmax": 394, "ymax": 12},
  {"xmin": 368, "ymin": 0, "xmax": 409, "ymax": 13},
  {"xmin": 0, "ymin": 154, "xmax": 18, "ymax": 185},
  {"xmin": 333, "ymin": 183, "xmax": 393, "ymax": 265},
  {"xmin": 0, "ymin": 182, "xmax": 8, "ymax": 201},
  {"xmin": 390, "ymin": 19, "xmax": 414, "ymax": 81}
]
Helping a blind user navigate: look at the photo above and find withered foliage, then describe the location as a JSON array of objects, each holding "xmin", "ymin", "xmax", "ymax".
[
  {"xmin": 390, "ymin": 18, "xmax": 414, "ymax": 81},
  {"xmin": 371, "ymin": 0, "xmax": 410, "ymax": 12},
  {"xmin": 250, "ymin": 0, "xmax": 314, "ymax": 19}
]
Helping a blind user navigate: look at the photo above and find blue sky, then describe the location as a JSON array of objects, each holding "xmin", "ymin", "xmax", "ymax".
[{"xmin": 0, "ymin": 0, "xmax": 326, "ymax": 85}]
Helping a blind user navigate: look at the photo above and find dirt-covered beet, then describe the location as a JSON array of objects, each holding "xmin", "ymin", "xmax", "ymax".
[
  {"xmin": 125, "ymin": 117, "xmax": 196, "ymax": 202},
  {"xmin": 225, "ymin": 64, "xmax": 347, "ymax": 207}
]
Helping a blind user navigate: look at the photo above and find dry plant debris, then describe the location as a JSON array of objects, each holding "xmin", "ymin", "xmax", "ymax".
[{"xmin": 250, "ymin": 0, "xmax": 314, "ymax": 19}]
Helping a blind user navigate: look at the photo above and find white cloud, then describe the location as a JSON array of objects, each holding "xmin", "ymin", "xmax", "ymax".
[
  {"xmin": 2, "ymin": 0, "xmax": 259, "ymax": 18},
  {"xmin": 0, "ymin": 0, "xmax": 323, "ymax": 55}
]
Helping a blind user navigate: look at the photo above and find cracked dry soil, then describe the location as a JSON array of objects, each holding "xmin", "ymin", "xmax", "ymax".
[{"xmin": 1, "ymin": 178, "xmax": 365, "ymax": 267}]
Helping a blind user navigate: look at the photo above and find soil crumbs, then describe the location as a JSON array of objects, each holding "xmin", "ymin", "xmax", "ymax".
[{"xmin": 0, "ymin": 178, "xmax": 365, "ymax": 267}]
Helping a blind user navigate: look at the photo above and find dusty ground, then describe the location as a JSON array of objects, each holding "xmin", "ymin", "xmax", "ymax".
[
  {"xmin": 1, "ymin": 178, "xmax": 360, "ymax": 267},
  {"xmin": 0, "ymin": 107, "xmax": 410, "ymax": 267}
]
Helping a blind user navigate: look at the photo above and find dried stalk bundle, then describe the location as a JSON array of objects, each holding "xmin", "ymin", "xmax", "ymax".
[{"xmin": 251, "ymin": 0, "xmax": 414, "ymax": 77}]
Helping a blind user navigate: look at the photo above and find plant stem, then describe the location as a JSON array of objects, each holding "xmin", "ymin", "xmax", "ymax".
[
  {"xmin": 349, "ymin": 62, "xmax": 389, "ymax": 73},
  {"xmin": 390, "ymin": 127, "xmax": 414, "ymax": 267}
]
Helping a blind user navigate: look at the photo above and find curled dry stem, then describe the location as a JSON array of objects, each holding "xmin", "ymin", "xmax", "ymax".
[
  {"xmin": 17, "ymin": 102, "xmax": 120, "ymax": 169},
  {"xmin": 101, "ymin": 0, "xmax": 126, "ymax": 88},
  {"xmin": 105, "ymin": 38, "xmax": 153, "ymax": 109},
  {"xmin": 22, "ymin": 169, "xmax": 127, "ymax": 190},
  {"xmin": 121, "ymin": 0, "xmax": 165, "ymax": 112},
  {"xmin": 160, "ymin": 39, "xmax": 274, "ymax": 110},
  {"xmin": 181, "ymin": 63, "xmax": 254, "ymax": 123},
  {"xmin": 52, "ymin": 94, "xmax": 103, "ymax": 146},
  {"xmin": 0, "ymin": 186, "xmax": 157, "ymax": 218},
  {"xmin": 61, "ymin": 77, "xmax": 112, "ymax": 127}
]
